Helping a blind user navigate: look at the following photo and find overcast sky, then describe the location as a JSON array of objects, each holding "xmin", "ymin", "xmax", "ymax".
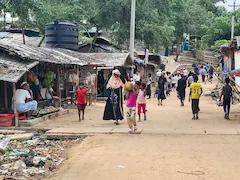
[{"xmin": 216, "ymin": 0, "xmax": 240, "ymax": 11}]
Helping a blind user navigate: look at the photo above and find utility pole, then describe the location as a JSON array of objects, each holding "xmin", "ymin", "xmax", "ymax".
[
  {"xmin": 229, "ymin": 0, "xmax": 240, "ymax": 40},
  {"xmin": 130, "ymin": 0, "xmax": 136, "ymax": 75}
]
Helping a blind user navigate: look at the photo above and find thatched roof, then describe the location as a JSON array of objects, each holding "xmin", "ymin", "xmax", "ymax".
[
  {"xmin": 0, "ymin": 41, "xmax": 133, "ymax": 82},
  {"xmin": 0, "ymin": 32, "xmax": 41, "ymax": 47},
  {"xmin": 0, "ymin": 41, "xmax": 133, "ymax": 67},
  {"xmin": 0, "ymin": 41, "xmax": 104, "ymax": 66},
  {"xmin": 77, "ymin": 53, "xmax": 132, "ymax": 67},
  {"xmin": 0, "ymin": 58, "xmax": 38, "ymax": 83}
]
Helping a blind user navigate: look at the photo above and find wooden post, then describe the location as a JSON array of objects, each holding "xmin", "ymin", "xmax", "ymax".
[
  {"xmin": 65, "ymin": 69, "xmax": 69, "ymax": 100},
  {"xmin": 144, "ymin": 64, "xmax": 147, "ymax": 81},
  {"xmin": 36, "ymin": 65, "xmax": 39, "ymax": 75},
  {"xmin": 57, "ymin": 66, "xmax": 62, "ymax": 107},
  {"xmin": 12, "ymin": 83, "xmax": 18, "ymax": 127},
  {"xmin": 95, "ymin": 66, "xmax": 98, "ymax": 104},
  {"xmin": 24, "ymin": 73, "xmax": 27, "ymax": 82},
  {"xmin": 4, "ymin": 82, "xmax": 8, "ymax": 109}
]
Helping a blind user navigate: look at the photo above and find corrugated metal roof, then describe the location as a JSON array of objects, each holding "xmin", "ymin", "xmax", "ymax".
[
  {"xmin": 0, "ymin": 41, "xmax": 100, "ymax": 66},
  {"xmin": 0, "ymin": 32, "xmax": 10, "ymax": 38},
  {"xmin": 0, "ymin": 58, "xmax": 38, "ymax": 83},
  {"xmin": 0, "ymin": 41, "xmax": 132, "ymax": 68},
  {"xmin": 0, "ymin": 32, "xmax": 41, "ymax": 47},
  {"xmin": 81, "ymin": 53, "xmax": 132, "ymax": 67}
]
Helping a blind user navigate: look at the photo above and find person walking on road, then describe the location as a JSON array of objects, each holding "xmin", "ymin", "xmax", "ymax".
[
  {"xmin": 146, "ymin": 74, "xmax": 152, "ymax": 99},
  {"xmin": 187, "ymin": 72, "xmax": 194, "ymax": 87},
  {"xmin": 76, "ymin": 83, "xmax": 87, "ymax": 121},
  {"xmin": 103, "ymin": 69, "xmax": 124, "ymax": 125},
  {"xmin": 205, "ymin": 63, "xmax": 209, "ymax": 73},
  {"xmin": 177, "ymin": 74, "xmax": 187, "ymax": 106},
  {"xmin": 166, "ymin": 72, "xmax": 172, "ymax": 96},
  {"xmin": 220, "ymin": 77, "xmax": 233, "ymax": 120},
  {"xmin": 199, "ymin": 66, "xmax": 207, "ymax": 83},
  {"xmin": 189, "ymin": 76, "xmax": 202, "ymax": 120},
  {"xmin": 183, "ymin": 68, "xmax": 188, "ymax": 77},
  {"xmin": 157, "ymin": 72, "xmax": 167, "ymax": 106},
  {"xmin": 194, "ymin": 64, "xmax": 199, "ymax": 76},
  {"xmin": 126, "ymin": 83, "xmax": 139, "ymax": 133},
  {"xmin": 207, "ymin": 65, "xmax": 214, "ymax": 84},
  {"xmin": 172, "ymin": 74, "xmax": 178, "ymax": 91}
]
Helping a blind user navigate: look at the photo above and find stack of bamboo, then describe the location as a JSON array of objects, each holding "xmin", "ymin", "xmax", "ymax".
[{"xmin": 217, "ymin": 74, "xmax": 240, "ymax": 105}]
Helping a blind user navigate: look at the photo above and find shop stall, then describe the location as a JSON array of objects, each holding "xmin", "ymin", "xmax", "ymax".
[{"xmin": 0, "ymin": 42, "xmax": 104, "ymax": 127}]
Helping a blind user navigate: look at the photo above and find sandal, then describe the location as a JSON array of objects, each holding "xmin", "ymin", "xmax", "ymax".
[{"xmin": 114, "ymin": 121, "xmax": 119, "ymax": 125}]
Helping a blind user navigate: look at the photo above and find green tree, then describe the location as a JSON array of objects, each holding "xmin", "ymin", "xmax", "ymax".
[
  {"xmin": 32, "ymin": 0, "xmax": 94, "ymax": 46},
  {"xmin": 7, "ymin": 0, "xmax": 37, "ymax": 44},
  {"xmin": 202, "ymin": 9, "xmax": 240, "ymax": 46},
  {"xmin": 0, "ymin": 0, "xmax": 12, "ymax": 31},
  {"xmin": 90, "ymin": 0, "xmax": 175, "ymax": 51},
  {"xmin": 33, "ymin": 0, "xmax": 93, "ymax": 34},
  {"xmin": 211, "ymin": 39, "xmax": 229, "ymax": 49}
]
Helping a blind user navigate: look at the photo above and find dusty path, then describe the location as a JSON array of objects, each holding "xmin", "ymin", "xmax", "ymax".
[
  {"xmin": 36, "ymin": 80, "xmax": 240, "ymax": 180},
  {"xmin": 48, "ymin": 135, "xmax": 240, "ymax": 180}
]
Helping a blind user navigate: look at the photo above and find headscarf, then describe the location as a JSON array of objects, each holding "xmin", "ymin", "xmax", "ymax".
[{"xmin": 106, "ymin": 69, "xmax": 124, "ymax": 89}]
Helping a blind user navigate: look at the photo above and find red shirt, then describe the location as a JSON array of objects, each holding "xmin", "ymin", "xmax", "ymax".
[{"xmin": 76, "ymin": 89, "xmax": 87, "ymax": 104}]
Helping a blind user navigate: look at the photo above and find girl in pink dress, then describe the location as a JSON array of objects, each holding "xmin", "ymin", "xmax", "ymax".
[{"xmin": 137, "ymin": 83, "xmax": 147, "ymax": 121}]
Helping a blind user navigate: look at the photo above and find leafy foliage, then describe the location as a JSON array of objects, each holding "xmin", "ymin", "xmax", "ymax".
[
  {"xmin": 0, "ymin": 0, "xmax": 238, "ymax": 50},
  {"xmin": 33, "ymin": 0, "xmax": 94, "ymax": 34},
  {"xmin": 211, "ymin": 39, "xmax": 229, "ymax": 49},
  {"xmin": 7, "ymin": 0, "xmax": 36, "ymax": 28}
]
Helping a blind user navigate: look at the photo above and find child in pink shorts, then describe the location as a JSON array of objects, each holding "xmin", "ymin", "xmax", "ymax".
[{"xmin": 137, "ymin": 83, "xmax": 147, "ymax": 121}]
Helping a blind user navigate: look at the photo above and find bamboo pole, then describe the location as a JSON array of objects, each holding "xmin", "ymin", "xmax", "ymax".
[
  {"xmin": 57, "ymin": 66, "xmax": 62, "ymax": 107},
  {"xmin": 4, "ymin": 82, "xmax": 8, "ymax": 109},
  {"xmin": 12, "ymin": 83, "xmax": 18, "ymax": 127},
  {"xmin": 95, "ymin": 66, "xmax": 98, "ymax": 104},
  {"xmin": 24, "ymin": 73, "xmax": 27, "ymax": 82}
]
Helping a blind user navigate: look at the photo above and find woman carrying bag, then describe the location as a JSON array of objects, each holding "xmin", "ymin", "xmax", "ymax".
[{"xmin": 103, "ymin": 69, "xmax": 124, "ymax": 125}]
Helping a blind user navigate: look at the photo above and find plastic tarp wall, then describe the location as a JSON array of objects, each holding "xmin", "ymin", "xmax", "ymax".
[{"xmin": 235, "ymin": 50, "xmax": 240, "ymax": 85}]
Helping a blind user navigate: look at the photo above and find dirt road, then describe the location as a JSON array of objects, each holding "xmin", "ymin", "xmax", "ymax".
[
  {"xmin": 49, "ymin": 135, "xmax": 240, "ymax": 180},
  {"xmin": 39, "ymin": 82, "xmax": 240, "ymax": 180}
]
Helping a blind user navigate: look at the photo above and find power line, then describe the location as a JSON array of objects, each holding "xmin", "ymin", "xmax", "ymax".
[{"xmin": 228, "ymin": 0, "xmax": 240, "ymax": 12}]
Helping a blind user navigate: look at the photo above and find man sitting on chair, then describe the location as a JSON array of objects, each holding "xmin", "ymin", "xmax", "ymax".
[{"xmin": 13, "ymin": 82, "xmax": 38, "ymax": 119}]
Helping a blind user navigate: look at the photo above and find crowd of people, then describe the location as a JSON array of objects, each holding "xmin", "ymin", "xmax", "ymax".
[
  {"xmin": 99, "ymin": 67, "xmax": 203, "ymax": 132},
  {"xmin": 14, "ymin": 62, "xmax": 231, "ymax": 126},
  {"xmin": 97, "ymin": 63, "xmax": 233, "ymax": 133},
  {"xmin": 155, "ymin": 63, "xmax": 232, "ymax": 120}
]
